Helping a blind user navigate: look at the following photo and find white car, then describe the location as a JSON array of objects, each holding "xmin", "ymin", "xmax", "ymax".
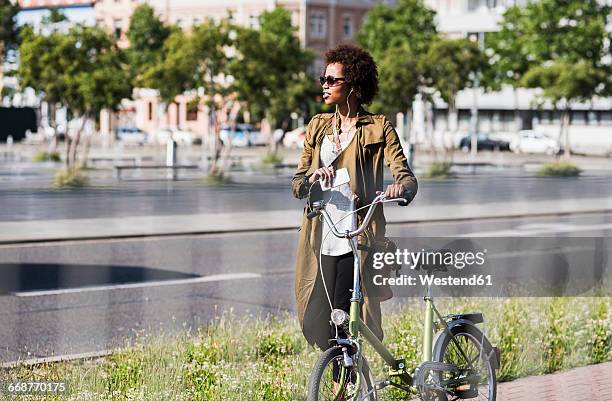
[
  {"xmin": 283, "ymin": 126, "xmax": 306, "ymax": 149},
  {"xmin": 510, "ymin": 130, "xmax": 561, "ymax": 155},
  {"xmin": 220, "ymin": 124, "xmax": 265, "ymax": 147},
  {"xmin": 171, "ymin": 129, "xmax": 197, "ymax": 146}
]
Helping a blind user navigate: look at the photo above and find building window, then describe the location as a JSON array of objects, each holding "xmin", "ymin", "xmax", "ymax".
[
  {"xmin": 186, "ymin": 104, "xmax": 198, "ymax": 121},
  {"xmin": 571, "ymin": 110, "xmax": 587, "ymax": 125},
  {"xmin": 468, "ymin": 0, "xmax": 498, "ymax": 12},
  {"xmin": 249, "ymin": 15, "xmax": 260, "ymax": 29},
  {"xmin": 113, "ymin": 18, "xmax": 122, "ymax": 39},
  {"xmin": 148, "ymin": 102, "xmax": 153, "ymax": 121},
  {"xmin": 601, "ymin": 111, "xmax": 612, "ymax": 126},
  {"xmin": 309, "ymin": 12, "xmax": 326, "ymax": 39},
  {"xmin": 342, "ymin": 15, "xmax": 353, "ymax": 39}
]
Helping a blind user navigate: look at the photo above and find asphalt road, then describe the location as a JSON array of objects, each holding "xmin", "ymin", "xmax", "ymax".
[
  {"xmin": 0, "ymin": 213, "xmax": 611, "ymax": 363},
  {"xmin": 2, "ymin": 164, "xmax": 612, "ymax": 221}
]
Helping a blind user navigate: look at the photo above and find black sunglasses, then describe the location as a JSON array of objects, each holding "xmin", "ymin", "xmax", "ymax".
[{"xmin": 319, "ymin": 75, "xmax": 346, "ymax": 87}]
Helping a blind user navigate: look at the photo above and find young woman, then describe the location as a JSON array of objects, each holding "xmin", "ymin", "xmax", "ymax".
[{"xmin": 291, "ymin": 44, "xmax": 418, "ymax": 351}]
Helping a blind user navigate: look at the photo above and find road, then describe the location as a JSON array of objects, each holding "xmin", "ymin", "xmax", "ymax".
[
  {"xmin": 1, "ymin": 213, "xmax": 611, "ymax": 363},
  {"xmin": 2, "ymin": 164, "xmax": 612, "ymax": 221}
]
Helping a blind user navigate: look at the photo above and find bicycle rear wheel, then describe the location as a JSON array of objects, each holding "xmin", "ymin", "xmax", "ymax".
[
  {"xmin": 307, "ymin": 346, "xmax": 377, "ymax": 401},
  {"xmin": 432, "ymin": 325, "xmax": 497, "ymax": 401}
]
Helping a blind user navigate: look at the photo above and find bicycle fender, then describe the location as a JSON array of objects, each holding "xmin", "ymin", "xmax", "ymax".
[{"xmin": 433, "ymin": 319, "xmax": 499, "ymax": 369}]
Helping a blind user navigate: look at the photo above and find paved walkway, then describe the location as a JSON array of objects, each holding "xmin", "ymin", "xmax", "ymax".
[
  {"xmin": 497, "ymin": 361, "xmax": 612, "ymax": 401},
  {"xmin": 1, "ymin": 197, "xmax": 611, "ymax": 244}
]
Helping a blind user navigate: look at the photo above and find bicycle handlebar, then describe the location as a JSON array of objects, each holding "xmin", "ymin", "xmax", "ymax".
[{"xmin": 307, "ymin": 193, "xmax": 407, "ymax": 239}]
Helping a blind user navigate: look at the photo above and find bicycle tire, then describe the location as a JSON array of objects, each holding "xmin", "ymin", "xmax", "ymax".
[
  {"xmin": 307, "ymin": 346, "xmax": 377, "ymax": 401},
  {"xmin": 432, "ymin": 324, "xmax": 497, "ymax": 401}
]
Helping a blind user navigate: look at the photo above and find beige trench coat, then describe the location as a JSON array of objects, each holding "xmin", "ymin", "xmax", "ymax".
[{"xmin": 291, "ymin": 108, "xmax": 418, "ymax": 350}]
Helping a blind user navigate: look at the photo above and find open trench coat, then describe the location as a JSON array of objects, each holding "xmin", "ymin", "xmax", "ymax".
[{"xmin": 291, "ymin": 108, "xmax": 418, "ymax": 350}]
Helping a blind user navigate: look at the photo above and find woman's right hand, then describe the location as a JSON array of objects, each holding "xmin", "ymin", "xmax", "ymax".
[{"xmin": 308, "ymin": 166, "xmax": 335, "ymax": 187}]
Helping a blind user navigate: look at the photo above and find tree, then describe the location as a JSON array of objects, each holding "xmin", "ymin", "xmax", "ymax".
[
  {"xmin": 482, "ymin": 5, "xmax": 533, "ymax": 135},
  {"xmin": 523, "ymin": 61, "xmax": 607, "ymax": 159},
  {"xmin": 141, "ymin": 18, "xmax": 230, "ymax": 174},
  {"xmin": 141, "ymin": 28, "xmax": 197, "ymax": 104},
  {"xmin": 357, "ymin": 0, "xmax": 437, "ymax": 152},
  {"xmin": 374, "ymin": 46, "xmax": 421, "ymax": 115},
  {"xmin": 420, "ymin": 37, "xmax": 485, "ymax": 149},
  {"xmin": 0, "ymin": 0, "xmax": 20, "ymax": 97},
  {"xmin": 19, "ymin": 25, "xmax": 131, "ymax": 167},
  {"xmin": 229, "ymin": 8, "xmax": 313, "ymax": 142},
  {"xmin": 357, "ymin": 0, "xmax": 437, "ymax": 61},
  {"xmin": 126, "ymin": 4, "xmax": 170, "ymax": 87},
  {"xmin": 486, "ymin": 0, "xmax": 612, "ymax": 159}
]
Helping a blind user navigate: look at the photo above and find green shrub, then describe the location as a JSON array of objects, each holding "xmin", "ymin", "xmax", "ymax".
[
  {"xmin": 536, "ymin": 162, "xmax": 581, "ymax": 177},
  {"xmin": 425, "ymin": 162, "xmax": 455, "ymax": 179},
  {"xmin": 33, "ymin": 151, "xmax": 61, "ymax": 162},
  {"xmin": 256, "ymin": 332, "xmax": 299, "ymax": 362},
  {"xmin": 201, "ymin": 172, "xmax": 232, "ymax": 186},
  {"xmin": 261, "ymin": 152, "xmax": 283, "ymax": 165},
  {"xmin": 53, "ymin": 168, "xmax": 88, "ymax": 188}
]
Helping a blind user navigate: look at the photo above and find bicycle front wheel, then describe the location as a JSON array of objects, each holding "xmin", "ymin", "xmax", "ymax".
[
  {"xmin": 433, "ymin": 325, "xmax": 497, "ymax": 401},
  {"xmin": 307, "ymin": 346, "xmax": 377, "ymax": 401}
]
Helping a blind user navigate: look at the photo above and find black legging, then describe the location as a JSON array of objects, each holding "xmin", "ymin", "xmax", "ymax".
[{"xmin": 320, "ymin": 251, "xmax": 355, "ymax": 344}]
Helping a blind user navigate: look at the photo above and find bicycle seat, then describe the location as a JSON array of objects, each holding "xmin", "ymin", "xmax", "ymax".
[{"xmin": 413, "ymin": 248, "xmax": 450, "ymax": 273}]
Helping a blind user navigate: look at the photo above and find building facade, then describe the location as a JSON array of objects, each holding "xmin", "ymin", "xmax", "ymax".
[
  {"xmin": 418, "ymin": 0, "xmax": 612, "ymax": 147},
  {"xmin": 94, "ymin": 0, "xmax": 383, "ymax": 136}
]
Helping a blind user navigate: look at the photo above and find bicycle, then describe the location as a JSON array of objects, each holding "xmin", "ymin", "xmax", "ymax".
[{"xmin": 306, "ymin": 192, "xmax": 500, "ymax": 401}]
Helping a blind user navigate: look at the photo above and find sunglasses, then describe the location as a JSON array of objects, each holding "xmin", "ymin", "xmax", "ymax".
[{"xmin": 319, "ymin": 75, "xmax": 346, "ymax": 87}]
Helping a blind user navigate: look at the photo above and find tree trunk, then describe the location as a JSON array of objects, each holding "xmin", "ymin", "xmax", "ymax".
[
  {"xmin": 69, "ymin": 116, "xmax": 87, "ymax": 168},
  {"xmin": 562, "ymin": 108, "xmax": 571, "ymax": 160},
  {"xmin": 64, "ymin": 135, "xmax": 71, "ymax": 168},
  {"xmin": 513, "ymin": 87, "xmax": 521, "ymax": 135},
  {"xmin": 0, "ymin": 42, "xmax": 4, "ymax": 99},
  {"xmin": 445, "ymin": 96, "xmax": 457, "ymax": 163},
  {"xmin": 81, "ymin": 114, "xmax": 94, "ymax": 168}
]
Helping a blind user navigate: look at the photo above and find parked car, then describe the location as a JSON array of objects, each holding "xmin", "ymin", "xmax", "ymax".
[
  {"xmin": 116, "ymin": 126, "xmax": 147, "ymax": 145},
  {"xmin": 220, "ymin": 124, "xmax": 265, "ymax": 147},
  {"xmin": 510, "ymin": 130, "xmax": 560, "ymax": 155},
  {"xmin": 283, "ymin": 126, "xmax": 306, "ymax": 149},
  {"xmin": 458, "ymin": 133, "xmax": 510, "ymax": 152},
  {"xmin": 171, "ymin": 129, "xmax": 197, "ymax": 146},
  {"xmin": 151, "ymin": 128, "xmax": 172, "ymax": 145}
]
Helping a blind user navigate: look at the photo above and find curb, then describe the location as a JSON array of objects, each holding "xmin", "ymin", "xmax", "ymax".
[
  {"xmin": 0, "ymin": 207, "xmax": 610, "ymax": 246},
  {"xmin": 1, "ymin": 350, "xmax": 112, "ymax": 369}
]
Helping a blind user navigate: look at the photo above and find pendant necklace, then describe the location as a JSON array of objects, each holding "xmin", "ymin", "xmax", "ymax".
[{"xmin": 332, "ymin": 110, "xmax": 358, "ymax": 154}]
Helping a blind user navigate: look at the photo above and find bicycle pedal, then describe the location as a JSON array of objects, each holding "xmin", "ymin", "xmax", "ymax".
[{"xmin": 374, "ymin": 380, "xmax": 390, "ymax": 390}]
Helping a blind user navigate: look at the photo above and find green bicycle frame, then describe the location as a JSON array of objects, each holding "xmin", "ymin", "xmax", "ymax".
[
  {"xmin": 344, "ymin": 235, "xmax": 460, "ymax": 385},
  {"xmin": 346, "ymin": 237, "xmax": 405, "ymax": 374}
]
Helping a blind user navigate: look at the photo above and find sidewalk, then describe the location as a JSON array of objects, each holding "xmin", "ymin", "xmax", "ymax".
[
  {"xmin": 1, "ymin": 197, "xmax": 611, "ymax": 244},
  {"xmin": 497, "ymin": 361, "xmax": 612, "ymax": 401}
]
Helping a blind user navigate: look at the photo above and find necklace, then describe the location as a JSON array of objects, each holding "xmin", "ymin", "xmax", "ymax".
[{"xmin": 332, "ymin": 111, "xmax": 358, "ymax": 153}]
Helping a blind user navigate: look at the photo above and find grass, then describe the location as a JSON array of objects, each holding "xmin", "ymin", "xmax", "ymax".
[
  {"xmin": 200, "ymin": 172, "xmax": 233, "ymax": 186},
  {"xmin": 53, "ymin": 168, "xmax": 88, "ymax": 188},
  {"xmin": 261, "ymin": 152, "xmax": 283, "ymax": 165},
  {"xmin": 33, "ymin": 151, "xmax": 61, "ymax": 163},
  {"xmin": 1, "ymin": 298, "xmax": 610, "ymax": 401},
  {"xmin": 536, "ymin": 161, "xmax": 581, "ymax": 177},
  {"xmin": 424, "ymin": 162, "xmax": 456, "ymax": 179}
]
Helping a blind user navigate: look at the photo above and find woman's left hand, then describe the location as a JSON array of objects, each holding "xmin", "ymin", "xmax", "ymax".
[{"xmin": 380, "ymin": 183, "xmax": 405, "ymax": 199}]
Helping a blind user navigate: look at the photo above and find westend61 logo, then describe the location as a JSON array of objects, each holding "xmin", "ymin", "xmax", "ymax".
[{"xmin": 372, "ymin": 248, "xmax": 491, "ymax": 287}]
